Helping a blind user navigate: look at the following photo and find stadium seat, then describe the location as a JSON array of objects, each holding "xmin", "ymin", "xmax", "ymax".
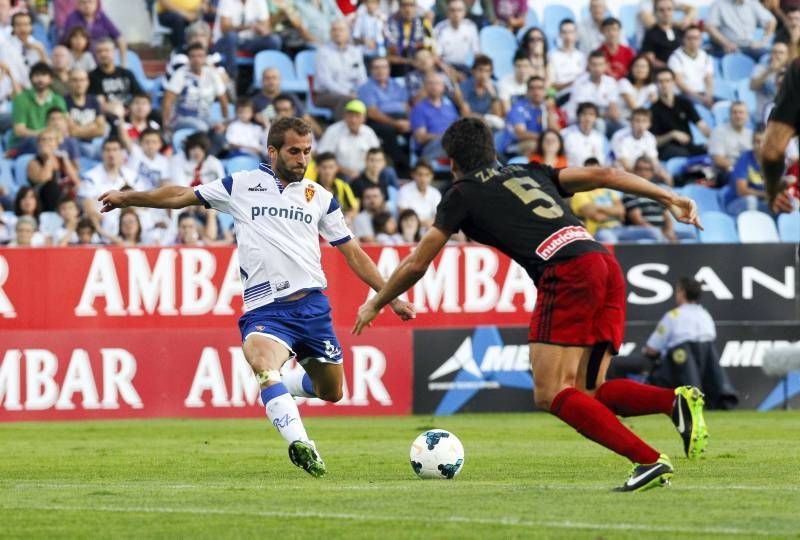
[
  {"xmin": 721, "ymin": 53, "xmax": 755, "ymax": 82},
  {"xmin": 78, "ymin": 157, "xmax": 99, "ymax": 174},
  {"xmin": 736, "ymin": 80, "xmax": 757, "ymax": 116},
  {"xmin": 115, "ymin": 50, "xmax": 160, "ymax": 94},
  {"xmin": 39, "ymin": 212, "xmax": 63, "ymax": 237},
  {"xmin": 0, "ymin": 158, "xmax": 13, "ymax": 197},
  {"xmin": 253, "ymin": 50, "xmax": 305, "ymax": 92},
  {"xmin": 524, "ymin": 8, "xmax": 539, "ymax": 29},
  {"xmin": 695, "ymin": 104, "xmax": 714, "ymax": 128},
  {"xmin": 32, "ymin": 22, "xmax": 51, "ymax": 52},
  {"xmin": 171, "ymin": 128, "xmax": 196, "ymax": 153},
  {"xmin": 225, "ymin": 155, "xmax": 260, "ymax": 174},
  {"xmin": 737, "ymin": 210, "xmax": 780, "ymax": 243},
  {"xmin": 210, "ymin": 102, "xmax": 236, "ymax": 124},
  {"xmin": 777, "ymin": 212, "xmax": 800, "ymax": 242},
  {"xmin": 618, "ymin": 3, "xmax": 639, "ymax": 45},
  {"xmin": 711, "ymin": 100, "xmax": 732, "ymax": 126},
  {"xmin": 690, "ymin": 123, "xmax": 707, "ymax": 145},
  {"xmin": 14, "ymin": 154, "xmax": 34, "ymax": 190},
  {"xmin": 670, "ymin": 215, "xmax": 699, "ymax": 243},
  {"xmin": 713, "ymin": 79, "xmax": 737, "ymax": 101},
  {"xmin": 664, "ymin": 156, "xmax": 688, "ymax": 178},
  {"xmin": 683, "ymin": 183, "xmax": 721, "ymax": 213},
  {"xmin": 507, "ymin": 155, "xmax": 529, "ymax": 165},
  {"xmin": 479, "ymin": 26, "xmax": 516, "ymax": 79},
  {"xmin": 698, "ymin": 211, "xmax": 738, "ymax": 243},
  {"xmin": 543, "ymin": 4, "xmax": 576, "ymax": 45},
  {"xmin": 295, "ymin": 50, "xmax": 334, "ymax": 119}
]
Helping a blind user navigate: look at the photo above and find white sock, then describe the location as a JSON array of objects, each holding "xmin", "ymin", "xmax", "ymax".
[
  {"xmin": 282, "ymin": 367, "xmax": 316, "ymax": 398},
  {"xmin": 260, "ymin": 383, "xmax": 309, "ymax": 445}
]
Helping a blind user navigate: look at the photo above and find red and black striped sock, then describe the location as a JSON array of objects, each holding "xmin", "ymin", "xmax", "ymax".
[
  {"xmin": 550, "ymin": 387, "xmax": 660, "ymax": 465},
  {"xmin": 594, "ymin": 379, "xmax": 675, "ymax": 417}
]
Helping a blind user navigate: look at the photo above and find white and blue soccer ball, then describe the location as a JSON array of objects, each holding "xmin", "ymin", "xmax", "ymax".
[{"xmin": 409, "ymin": 429, "xmax": 465, "ymax": 479}]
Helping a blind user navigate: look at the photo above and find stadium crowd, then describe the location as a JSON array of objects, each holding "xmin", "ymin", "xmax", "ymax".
[{"xmin": 0, "ymin": 0, "xmax": 799, "ymax": 248}]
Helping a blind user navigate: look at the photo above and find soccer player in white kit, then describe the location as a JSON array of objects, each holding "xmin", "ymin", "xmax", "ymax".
[{"xmin": 98, "ymin": 118, "xmax": 415, "ymax": 477}]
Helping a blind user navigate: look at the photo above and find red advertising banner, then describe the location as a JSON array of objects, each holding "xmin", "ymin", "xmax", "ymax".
[
  {"xmin": 0, "ymin": 328, "xmax": 412, "ymax": 421},
  {"xmin": 0, "ymin": 246, "xmax": 537, "ymax": 330}
]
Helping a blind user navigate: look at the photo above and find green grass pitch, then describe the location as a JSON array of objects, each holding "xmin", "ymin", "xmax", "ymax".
[{"xmin": 2, "ymin": 411, "xmax": 799, "ymax": 539}]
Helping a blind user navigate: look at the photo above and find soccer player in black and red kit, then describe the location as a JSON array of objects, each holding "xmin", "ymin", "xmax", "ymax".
[
  {"xmin": 353, "ymin": 117, "xmax": 708, "ymax": 492},
  {"xmin": 763, "ymin": 58, "xmax": 800, "ymax": 210}
]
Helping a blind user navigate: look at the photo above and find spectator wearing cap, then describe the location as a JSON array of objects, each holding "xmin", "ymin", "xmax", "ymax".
[
  {"xmin": 667, "ymin": 25, "xmax": 714, "ymax": 109},
  {"xmin": 597, "ymin": 17, "xmax": 635, "ymax": 80},
  {"xmin": 641, "ymin": 0, "xmax": 684, "ymax": 69},
  {"xmin": 433, "ymin": 0, "xmax": 480, "ymax": 73},
  {"xmin": 706, "ymin": 0, "xmax": 776, "ymax": 61},
  {"xmin": 316, "ymin": 99, "xmax": 380, "ymax": 178},
  {"xmin": 11, "ymin": 62, "xmax": 67, "ymax": 151},
  {"xmin": 357, "ymin": 56, "xmax": 410, "ymax": 173},
  {"xmin": 410, "ymin": 71, "xmax": 461, "ymax": 162},
  {"xmin": 61, "ymin": 0, "xmax": 127, "ymax": 66},
  {"xmin": 213, "ymin": 0, "xmax": 281, "ymax": 80},
  {"xmin": 314, "ymin": 19, "xmax": 368, "ymax": 120},
  {"xmin": 548, "ymin": 19, "xmax": 586, "ymax": 101},
  {"xmin": 650, "ymin": 67, "xmax": 710, "ymax": 160}
]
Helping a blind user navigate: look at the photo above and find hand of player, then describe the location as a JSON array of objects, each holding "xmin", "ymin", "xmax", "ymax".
[
  {"xmin": 389, "ymin": 298, "xmax": 416, "ymax": 321},
  {"xmin": 98, "ymin": 190, "xmax": 128, "ymax": 213},
  {"xmin": 352, "ymin": 300, "xmax": 380, "ymax": 335},
  {"xmin": 668, "ymin": 196, "xmax": 703, "ymax": 230}
]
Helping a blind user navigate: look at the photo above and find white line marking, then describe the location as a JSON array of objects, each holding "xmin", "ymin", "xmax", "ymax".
[{"xmin": 0, "ymin": 503, "xmax": 788, "ymax": 536}]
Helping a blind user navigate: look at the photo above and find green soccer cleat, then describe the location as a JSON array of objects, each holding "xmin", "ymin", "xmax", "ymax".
[
  {"xmin": 614, "ymin": 454, "xmax": 674, "ymax": 492},
  {"xmin": 672, "ymin": 386, "xmax": 709, "ymax": 460},
  {"xmin": 288, "ymin": 440, "xmax": 327, "ymax": 478}
]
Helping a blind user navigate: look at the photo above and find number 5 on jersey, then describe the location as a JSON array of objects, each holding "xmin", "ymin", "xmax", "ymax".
[{"xmin": 503, "ymin": 176, "xmax": 564, "ymax": 219}]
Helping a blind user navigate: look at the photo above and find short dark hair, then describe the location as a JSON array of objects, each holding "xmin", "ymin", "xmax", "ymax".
[
  {"xmin": 678, "ymin": 277, "xmax": 702, "ymax": 301},
  {"xmin": 267, "ymin": 117, "xmax": 312, "ymax": 151},
  {"xmin": 316, "ymin": 151, "xmax": 337, "ymax": 165},
  {"xmin": 412, "ymin": 160, "xmax": 434, "ymax": 175},
  {"xmin": 102, "ymin": 137, "xmax": 123, "ymax": 150},
  {"xmin": 442, "ymin": 117, "xmax": 496, "ymax": 173},
  {"xmin": 362, "ymin": 183, "xmax": 382, "ymax": 194},
  {"xmin": 183, "ymin": 131, "xmax": 210, "ymax": 155},
  {"xmin": 371, "ymin": 211, "xmax": 394, "ymax": 234},
  {"xmin": 559, "ymin": 18, "xmax": 576, "ymax": 30},
  {"xmin": 601, "ymin": 16, "xmax": 621, "ymax": 28},
  {"xmin": 140, "ymin": 127, "xmax": 162, "ymax": 141},
  {"xmin": 11, "ymin": 11, "xmax": 31, "ymax": 26},
  {"xmin": 236, "ymin": 96, "xmax": 253, "ymax": 109},
  {"xmin": 186, "ymin": 42, "xmax": 207, "ymax": 54},
  {"xmin": 577, "ymin": 102, "xmax": 599, "ymax": 116},
  {"xmin": 77, "ymin": 217, "xmax": 95, "ymax": 232},
  {"xmin": 273, "ymin": 93, "xmax": 295, "ymax": 107},
  {"xmin": 588, "ymin": 50, "xmax": 606, "ymax": 62},
  {"xmin": 683, "ymin": 24, "xmax": 702, "ymax": 35},
  {"xmin": 366, "ymin": 147, "xmax": 385, "ymax": 158},
  {"xmin": 655, "ymin": 66, "xmax": 675, "ymax": 80},
  {"xmin": 527, "ymin": 75, "xmax": 545, "ymax": 87},
  {"xmin": 57, "ymin": 195, "xmax": 78, "ymax": 209},
  {"xmin": 132, "ymin": 92, "xmax": 152, "ymax": 103},
  {"xmin": 29, "ymin": 61, "xmax": 53, "ymax": 79},
  {"xmin": 583, "ymin": 157, "xmax": 601, "ymax": 167},
  {"xmin": 177, "ymin": 212, "xmax": 198, "ymax": 225},
  {"xmin": 471, "ymin": 54, "xmax": 493, "ymax": 70},
  {"xmin": 632, "ymin": 107, "xmax": 652, "ymax": 119},
  {"xmin": 513, "ymin": 50, "xmax": 530, "ymax": 63},
  {"xmin": 62, "ymin": 25, "xmax": 91, "ymax": 51}
]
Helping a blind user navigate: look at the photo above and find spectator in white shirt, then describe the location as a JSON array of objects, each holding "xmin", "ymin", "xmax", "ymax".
[
  {"xmin": 548, "ymin": 18, "xmax": 586, "ymax": 99},
  {"xmin": 578, "ymin": 0, "xmax": 610, "ymax": 55},
  {"xmin": 433, "ymin": 0, "xmax": 479, "ymax": 72},
  {"xmin": 123, "ymin": 127, "xmax": 170, "ymax": 191},
  {"xmin": 566, "ymin": 51, "xmax": 622, "ymax": 133},
  {"xmin": 314, "ymin": 19, "xmax": 368, "ymax": 120},
  {"xmin": 169, "ymin": 131, "xmax": 226, "ymax": 187},
  {"xmin": 750, "ymin": 41, "xmax": 791, "ymax": 120},
  {"xmin": 618, "ymin": 54, "xmax": 658, "ymax": 119},
  {"xmin": 397, "ymin": 160, "xmax": 442, "ymax": 228},
  {"xmin": 316, "ymin": 99, "xmax": 380, "ymax": 178},
  {"xmin": 706, "ymin": 0, "xmax": 776, "ymax": 61},
  {"xmin": 225, "ymin": 96, "xmax": 268, "ymax": 158},
  {"xmin": 611, "ymin": 107, "xmax": 672, "ymax": 184},
  {"xmin": 498, "ymin": 51, "xmax": 532, "ymax": 115},
  {"xmin": 161, "ymin": 43, "xmax": 229, "ymax": 134},
  {"xmin": 708, "ymin": 100, "xmax": 752, "ymax": 179},
  {"xmin": 562, "ymin": 102, "xmax": 608, "ymax": 167},
  {"xmin": 214, "ymin": 0, "xmax": 281, "ymax": 80},
  {"xmin": 352, "ymin": 184, "xmax": 388, "ymax": 243},
  {"xmin": 352, "ymin": 0, "xmax": 386, "ymax": 58},
  {"xmin": 667, "ymin": 25, "xmax": 714, "ymax": 109},
  {"xmin": 9, "ymin": 12, "xmax": 47, "ymax": 73},
  {"xmin": 78, "ymin": 137, "xmax": 138, "ymax": 235}
]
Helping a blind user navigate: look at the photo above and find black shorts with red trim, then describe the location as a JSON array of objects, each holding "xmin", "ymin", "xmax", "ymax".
[{"xmin": 528, "ymin": 252, "xmax": 626, "ymax": 354}]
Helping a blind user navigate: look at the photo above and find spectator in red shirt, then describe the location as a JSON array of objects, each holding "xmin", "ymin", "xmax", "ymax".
[{"xmin": 597, "ymin": 17, "xmax": 635, "ymax": 80}]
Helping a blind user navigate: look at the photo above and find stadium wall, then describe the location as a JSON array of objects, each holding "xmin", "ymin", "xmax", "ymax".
[{"xmin": 0, "ymin": 244, "xmax": 797, "ymax": 420}]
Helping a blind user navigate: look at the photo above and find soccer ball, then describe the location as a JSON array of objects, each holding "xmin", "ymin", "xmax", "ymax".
[{"xmin": 409, "ymin": 429, "xmax": 465, "ymax": 479}]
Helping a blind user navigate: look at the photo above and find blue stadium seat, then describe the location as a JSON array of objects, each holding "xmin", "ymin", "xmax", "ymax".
[
  {"xmin": 736, "ymin": 79, "xmax": 757, "ymax": 116},
  {"xmin": 210, "ymin": 101, "xmax": 235, "ymax": 124},
  {"xmin": 664, "ymin": 156, "xmax": 688, "ymax": 178},
  {"xmin": 777, "ymin": 211, "xmax": 800, "ymax": 242},
  {"xmin": 684, "ymin": 183, "xmax": 721, "ymax": 213},
  {"xmin": 690, "ymin": 123, "xmax": 707, "ymax": 145},
  {"xmin": 737, "ymin": 210, "xmax": 779, "ymax": 243},
  {"xmin": 721, "ymin": 53, "xmax": 755, "ymax": 82},
  {"xmin": 295, "ymin": 49, "xmax": 333, "ymax": 119},
  {"xmin": 32, "ymin": 22, "xmax": 51, "ymax": 52},
  {"xmin": 695, "ymin": 103, "xmax": 714, "ymax": 128},
  {"xmin": 479, "ymin": 26, "xmax": 516, "ymax": 79},
  {"xmin": 115, "ymin": 50, "xmax": 160, "ymax": 94},
  {"xmin": 525, "ymin": 8, "xmax": 539, "ymax": 29},
  {"xmin": 618, "ymin": 3, "xmax": 639, "ymax": 46},
  {"xmin": 78, "ymin": 157, "xmax": 100, "ymax": 174},
  {"xmin": 225, "ymin": 155, "xmax": 260, "ymax": 174},
  {"xmin": 713, "ymin": 79, "xmax": 737, "ymax": 101},
  {"xmin": 39, "ymin": 212, "xmax": 63, "ymax": 237},
  {"xmin": 253, "ymin": 50, "xmax": 305, "ymax": 92},
  {"xmin": 171, "ymin": 128, "xmax": 196, "ymax": 153},
  {"xmin": 711, "ymin": 100, "xmax": 732, "ymax": 126},
  {"xmin": 699, "ymin": 211, "xmax": 738, "ymax": 243},
  {"xmin": 507, "ymin": 155, "xmax": 529, "ymax": 165},
  {"xmin": 14, "ymin": 154, "xmax": 35, "ymax": 190},
  {"xmin": 670, "ymin": 215, "xmax": 699, "ymax": 243},
  {"xmin": 0, "ymin": 158, "xmax": 13, "ymax": 197},
  {"xmin": 543, "ymin": 4, "xmax": 576, "ymax": 45}
]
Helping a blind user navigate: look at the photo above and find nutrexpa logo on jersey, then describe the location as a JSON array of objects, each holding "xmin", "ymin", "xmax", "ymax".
[{"xmin": 412, "ymin": 327, "xmax": 534, "ymax": 415}]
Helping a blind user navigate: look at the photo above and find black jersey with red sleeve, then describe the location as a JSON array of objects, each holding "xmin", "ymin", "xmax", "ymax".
[
  {"xmin": 770, "ymin": 58, "xmax": 800, "ymax": 133},
  {"xmin": 433, "ymin": 162, "xmax": 607, "ymax": 281}
]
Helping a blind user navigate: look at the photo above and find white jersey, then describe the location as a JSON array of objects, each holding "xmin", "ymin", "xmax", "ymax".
[
  {"xmin": 194, "ymin": 163, "xmax": 353, "ymax": 312},
  {"xmin": 646, "ymin": 303, "xmax": 717, "ymax": 357}
]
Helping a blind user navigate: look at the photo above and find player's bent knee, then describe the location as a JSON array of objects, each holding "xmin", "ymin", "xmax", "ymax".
[
  {"xmin": 316, "ymin": 387, "xmax": 343, "ymax": 403},
  {"xmin": 533, "ymin": 384, "xmax": 558, "ymax": 410}
]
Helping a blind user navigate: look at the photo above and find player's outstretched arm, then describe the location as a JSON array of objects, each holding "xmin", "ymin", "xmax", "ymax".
[
  {"xmin": 560, "ymin": 167, "xmax": 703, "ymax": 230},
  {"xmin": 352, "ymin": 227, "xmax": 450, "ymax": 335},
  {"xmin": 336, "ymin": 239, "xmax": 416, "ymax": 322},
  {"xmin": 98, "ymin": 185, "xmax": 202, "ymax": 213}
]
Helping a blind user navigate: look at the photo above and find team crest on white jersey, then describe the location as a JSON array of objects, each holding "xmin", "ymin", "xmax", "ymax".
[{"xmin": 305, "ymin": 185, "xmax": 316, "ymax": 203}]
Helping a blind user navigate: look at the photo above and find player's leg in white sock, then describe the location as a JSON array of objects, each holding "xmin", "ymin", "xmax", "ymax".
[
  {"xmin": 282, "ymin": 366, "xmax": 317, "ymax": 398},
  {"xmin": 261, "ymin": 383, "xmax": 310, "ymax": 444}
]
